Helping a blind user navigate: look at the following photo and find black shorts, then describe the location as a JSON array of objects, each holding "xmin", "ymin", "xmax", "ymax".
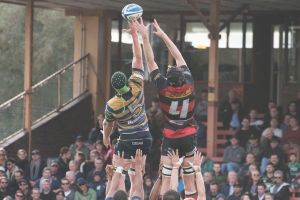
[
  {"xmin": 161, "ymin": 134, "xmax": 196, "ymax": 157},
  {"xmin": 115, "ymin": 132, "xmax": 152, "ymax": 159}
]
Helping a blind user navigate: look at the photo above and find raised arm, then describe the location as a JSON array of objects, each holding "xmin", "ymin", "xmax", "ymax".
[
  {"xmin": 149, "ymin": 164, "xmax": 162, "ymax": 200},
  {"xmin": 168, "ymin": 149, "xmax": 184, "ymax": 191},
  {"xmin": 134, "ymin": 19, "xmax": 159, "ymax": 74},
  {"xmin": 106, "ymin": 152, "xmax": 126, "ymax": 198},
  {"xmin": 128, "ymin": 21, "xmax": 143, "ymax": 71},
  {"xmin": 131, "ymin": 149, "xmax": 145, "ymax": 200},
  {"xmin": 152, "ymin": 19, "xmax": 186, "ymax": 67},
  {"xmin": 189, "ymin": 151, "xmax": 206, "ymax": 200}
]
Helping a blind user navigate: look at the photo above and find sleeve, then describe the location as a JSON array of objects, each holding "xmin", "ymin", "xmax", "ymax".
[
  {"xmin": 180, "ymin": 65, "xmax": 194, "ymax": 84},
  {"xmin": 105, "ymin": 104, "xmax": 115, "ymax": 122},
  {"xmin": 129, "ymin": 68, "xmax": 145, "ymax": 89},
  {"xmin": 150, "ymin": 69, "xmax": 167, "ymax": 91}
]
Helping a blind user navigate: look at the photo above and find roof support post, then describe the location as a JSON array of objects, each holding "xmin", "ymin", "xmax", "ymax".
[
  {"xmin": 24, "ymin": 0, "xmax": 34, "ymax": 158},
  {"xmin": 207, "ymin": 0, "xmax": 220, "ymax": 158}
]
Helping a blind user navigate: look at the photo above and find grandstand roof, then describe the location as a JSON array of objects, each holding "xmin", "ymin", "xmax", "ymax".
[{"xmin": 2, "ymin": 0, "xmax": 300, "ymax": 14}]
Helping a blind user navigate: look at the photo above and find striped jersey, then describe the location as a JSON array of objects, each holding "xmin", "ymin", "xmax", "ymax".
[
  {"xmin": 150, "ymin": 66, "xmax": 196, "ymax": 139},
  {"xmin": 105, "ymin": 68, "xmax": 149, "ymax": 138}
]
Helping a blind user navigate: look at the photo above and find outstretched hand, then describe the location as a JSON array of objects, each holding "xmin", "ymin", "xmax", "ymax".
[
  {"xmin": 113, "ymin": 151, "xmax": 126, "ymax": 167},
  {"xmin": 168, "ymin": 149, "xmax": 184, "ymax": 168},
  {"xmin": 123, "ymin": 20, "xmax": 138, "ymax": 35},
  {"xmin": 188, "ymin": 150, "xmax": 203, "ymax": 172},
  {"xmin": 133, "ymin": 18, "xmax": 150, "ymax": 37},
  {"xmin": 131, "ymin": 149, "xmax": 146, "ymax": 171},
  {"xmin": 152, "ymin": 19, "xmax": 164, "ymax": 37}
]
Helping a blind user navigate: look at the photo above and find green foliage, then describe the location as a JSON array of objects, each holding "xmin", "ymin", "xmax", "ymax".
[{"xmin": 0, "ymin": 3, "xmax": 74, "ymax": 138}]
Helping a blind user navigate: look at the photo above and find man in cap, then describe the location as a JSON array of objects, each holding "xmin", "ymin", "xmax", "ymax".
[
  {"xmin": 103, "ymin": 21, "xmax": 152, "ymax": 161},
  {"xmin": 134, "ymin": 19, "xmax": 197, "ymax": 198}
]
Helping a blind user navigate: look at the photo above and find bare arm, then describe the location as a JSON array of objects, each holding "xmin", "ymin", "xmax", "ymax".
[
  {"xmin": 149, "ymin": 177, "xmax": 162, "ymax": 200},
  {"xmin": 134, "ymin": 19, "xmax": 159, "ymax": 74},
  {"xmin": 190, "ymin": 151, "xmax": 206, "ymax": 200},
  {"xmin": 129, "ymin": 22, "xmax": 144, "ymax": 71},
  {"xmin": 103, "ymin": 119, "xmax": 114, "ymax": 148},
  {"xmin": 152, "ymin": 19, "xmax": 186, "ymax": 67},
  {"xmin": 168, "ymin": 150, "xmax": 183, "ymax": 191},
  {"xmin": 131, "ymin": 149, "xmax": 145, "ymax": 199},
  {"xmin": 106, "ymin": 152, "xmax": 126, "ymax": 198}
]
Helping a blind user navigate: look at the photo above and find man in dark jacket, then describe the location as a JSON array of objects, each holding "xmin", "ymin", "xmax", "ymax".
[{"xmin": 270, "ymin": 170, "xmax": 289, "ymax": 200}]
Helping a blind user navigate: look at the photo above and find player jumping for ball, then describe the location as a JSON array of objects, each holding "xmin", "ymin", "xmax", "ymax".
[
  {"xmin": 134, "ymin": 19, "xmax": 198, "ymax": 198},
  {"xmin": 103, "ymin": 21, "xmax": 152, "ymax": 163}
]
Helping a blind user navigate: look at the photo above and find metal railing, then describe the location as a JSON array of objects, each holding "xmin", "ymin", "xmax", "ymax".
[{"xmin": 0, "ymin": 54, "xmax": 89, "ymax": 141}]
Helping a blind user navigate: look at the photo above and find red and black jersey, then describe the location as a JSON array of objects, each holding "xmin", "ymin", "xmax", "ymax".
[{"xmin": 150, "ymin": 66, "xmax": 196, "ymax": 139}]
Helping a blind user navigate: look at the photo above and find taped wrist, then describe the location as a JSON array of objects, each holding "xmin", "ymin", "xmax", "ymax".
[
  {"xmin": 182, "ymin": 166, "xmax": 195, "ymax": 176},
  {"xmin": 162, "ymin": 165, "xmax": 172, "ymax": 177}
]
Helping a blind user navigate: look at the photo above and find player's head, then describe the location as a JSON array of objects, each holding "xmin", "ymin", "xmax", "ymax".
[
  {"xmin": 113, "ymin": 190, "xmax": 128, "ymax": 200},
  {"xmin": 163, "ymin": 190, "xmax": 180, "ymax": 200},
  {"xmin": 166, "ymin": 66, "xmax": 185, "ymax": 87},
  {"xmin": 111, "ymin": 71, "xmax": 130, "ymax": 95}
]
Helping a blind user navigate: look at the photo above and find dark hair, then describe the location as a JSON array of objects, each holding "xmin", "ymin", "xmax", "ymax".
[
  {"xmin": 113, "ymin": 190, "xmax": 128, "ymax": 200},
  {"xmin": 257, "ymin": 182, "xmax": 266, "ymax": 188},
  {"xmin": 60, "ymin": 147, "xmax": 69, "ymax": 156},
  {"xmin": 152, "ymin": 97, "xmax": 159, "ymax": 103},
  {"xmin": 7, "ymin": 158, "xmax": 15, "ymax": 164},
  {"xmin": 163, "ymin": 190, "xmax": 180, "ymax": 200},
  {"xmin": 210, "ymin": 181, "xmax": 219, "ymax": 186}
]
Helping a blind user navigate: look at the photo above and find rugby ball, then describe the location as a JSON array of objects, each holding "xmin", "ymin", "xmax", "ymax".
[{"xmin": 121, "ymin": 4, "xmax": 143, "ymax": 21}]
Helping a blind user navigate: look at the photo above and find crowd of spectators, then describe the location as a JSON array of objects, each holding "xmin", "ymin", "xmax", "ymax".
[{"xmin": 0, "ymin": 90, "xmax": 299, "ymax": 200}]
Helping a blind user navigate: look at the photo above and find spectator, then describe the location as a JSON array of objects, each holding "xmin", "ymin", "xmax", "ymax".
[
  {"xmin": 270, "ymin": 170, "xmax": 289, "ymax": 200},
  {"xmin": 15, "ymin": 149, "xmax": 30, "ymax": 177},
  {"xmin": 287, "ymin": 153, "xmax": 300, "ymax": 181},
  {"xmin": 286, "ymin": 101, "xmax": 299, "ymax": 119},
  {"xmin": 55, "ymin": 189, "xmax": 65, "ymax": 200},
  {"xmin": 264, "ymin": 193, "xmax": 274, "ymax": 200},
  {"xmin": 269, "ymin": 154, "xmax": 286, "ymax": 175},
  {"xmin": 31, "ymin": 188, "xmax": 41, "ymax": 200},
  {"xmin": 236, "ymin": 117, "xmax": 259, "ymax": 147},
  {"xmin": 238, "ymin": 153, "xmax": 256, "ymax": 184},
  {"xmin": 86, "ymin": 157, "xmax": 105, "ymax": 183},
  {"xmin": 82, "ymin": 150, "xmax": 100, "ymax": 179},
  {"xmin": 57, "ymin": 147, "xmax": 71, "ymax": 179},
  {"xmin": 49, "ymin": 161, "xmax": 61, "ymax": 179},
  {"xmin": 222, "ymin": 135, "xmax": 246, "ymax": 173},
  {"xmin": 220, "ymin": 171, "xmax": 238, "ymax": 197},
  {"xmin": 226, "ymin": 182, "xmax": 242, "ymax": 200},
  {"xmin": 212, "ymin": 163, "xmax": 226, "ymax": 185},
  {"xmin": 6, "ymin": 158, "xmax": 20, "ymax": 181},
  {"xmin": 263, "ymin": 107, "xmax": 281, "ymax": 130},
  {"xmin": 69, "ymin": 136, "xmax": 89, "ymax": 159},
  {"xmin": 9, "ymin": 169, "xmax": 25, "ymax": 194},
  {"xmin": 262, "ymin": 118, "xmax": 283, "ymax": 139},
  {"xmin": 253, "ymin": 183, "xmax": 267, "ymax": 200},
  {"xmin": 280, "ymin": 114, "xmax": 291, "ymax": 132},
  {"xmin": 201, "ymin": 153, "xmax": 214, "ymax": 173},
  {"xmin": 195, "ymin": 89, "xmax": 208, "ymax": 122},
  {"xmin": 206, "ymin": 181, "xmax": 220, "ymax": 200},
  {"xmin": 0, "ymin": 148, "xmax": 7, "ymax": 168},
  {"xmin": 240, "ymin": 193, "xmax": 252, "ymax": 200},
  {"xmin": 243, "ymin": 170, "xmax": 261, "ymax": 196},
  {"xmin": 40, "ymin": 179, "xmax": 55, "ymax": 200},
  {"xmin": 89, "ymin": 171, "xmax": 106, "ymax": 200},
  {"xmin": 65, "ymin": 171, "xmax": 77, "ymax": 191},
  {"xmin": 143, "ymin": 175, "xmax": 153, "ymax": 200},
  {"xmin": 219, "ymin": 89, "xmax": 242, "ymax": 129},
  {"xmin": 260, "ymin": 136, "xmax": 285, "ymax": 174},
  {"xmin": 261, "ymin": 163, "xmax": 275, "ymax": 192},
  {"xmin": 282, "ymin": 116, "xmax": 300, "ymax": 157},
  {"xmin": 246, "ymin": 133, "xmax": 261, "ymax": 160},
  {"xmin": 18, "ymin": 179, "xmax": 31, "ymax": 200},
  {"xmin": 28, "ymin": 149, "xmax": 47, "ymax": 186},
  {"xmin": 0, "ymin": 177, "xmax": 13, "ymax": 199},
  {"xmin": 14, "ymin": 190, "xmax": 25, "ymax": 200},
  {"xmin": 34, "ymin": 167, "xmax": 60, "ymax": 191},
  {"xmin": 74, "ymin": 178, "xmax": 96, "ymax": 200},
  {"xmin": 60, "ymin": 177, "xmax": 75, "ymax": 200},
  {"xmin": 249, "ymin": 109, "xmax": 264, "ymax": 134},
  {"xmin": 95, "ymin": 141, "xmax": 108, "ymax": 163},
  {"xmin": 68, "ymin": 160, "xmax": 83, "ymax": 181},
  {"xmin": 88, "ymin": 114, "xmax": 105, "ymax": 144}
]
